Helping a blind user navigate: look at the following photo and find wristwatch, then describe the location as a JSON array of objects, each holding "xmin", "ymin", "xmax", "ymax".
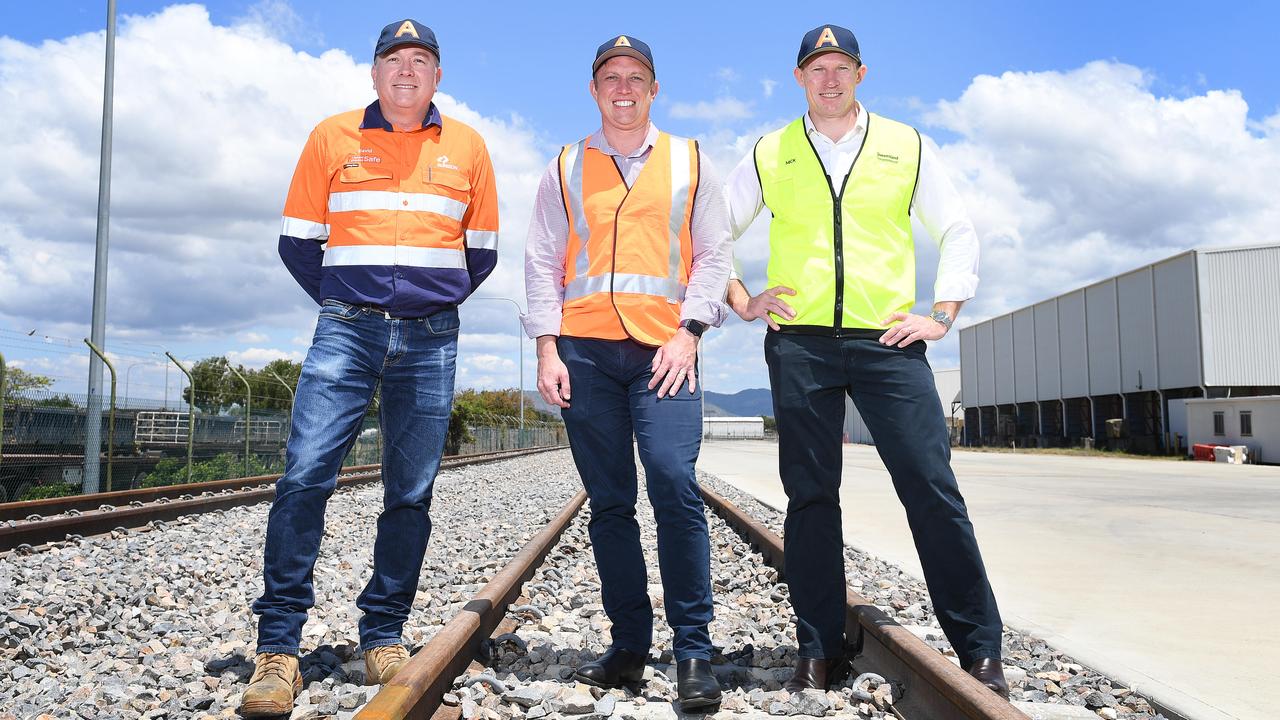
[
  {"xmin": 929, "ymin": 310, "xmax": 954, "ymax": 332},
  {"xmin": 679, "ymin": 319, "xmax": 708, "ymax": 337}
]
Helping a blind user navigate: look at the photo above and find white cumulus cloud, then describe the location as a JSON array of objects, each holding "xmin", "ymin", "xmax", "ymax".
[
  {"xmin": 924, "ymin": 60, "xmax": 1280, "ymax": 323},
  {"xmin": 669, "ymin": 97, "xmax": 754, "ymax": 122}
]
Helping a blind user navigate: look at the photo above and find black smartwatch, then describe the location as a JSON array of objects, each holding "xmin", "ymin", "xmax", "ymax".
[{"xmin": 679, "ymin": 319, "xmax": 707, "ymax": 337}]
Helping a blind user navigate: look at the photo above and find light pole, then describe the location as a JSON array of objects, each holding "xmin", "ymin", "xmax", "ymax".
[
  {"xmin": 82, "ymin": 0, "xmax": 118, "ymax": 493},
  {"xmin": 123, "ymin": 358, "xmax": 157, "ymax": 408},
  {"xmin": 472, "ymin": 296, "xmax": 527, "ymax": 435}
]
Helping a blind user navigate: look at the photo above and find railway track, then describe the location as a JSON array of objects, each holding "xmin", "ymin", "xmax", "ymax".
[
  {"xmin": 352, "ymin": 483, "xmax": 1028, "ymax": 720},
  {"xmin": 0, "ymin": 446, "xmax": 567, "ymax": 552}
]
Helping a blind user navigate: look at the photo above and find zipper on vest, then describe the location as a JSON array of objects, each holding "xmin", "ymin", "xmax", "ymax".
[{"xmin": 801, "ymin": 119, "xmax": 868, "ymax": 333}]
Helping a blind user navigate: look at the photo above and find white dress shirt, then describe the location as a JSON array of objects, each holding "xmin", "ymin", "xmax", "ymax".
[{"xmin": 725, "ymin": 102, "xmax": 980, "ymax": 303}]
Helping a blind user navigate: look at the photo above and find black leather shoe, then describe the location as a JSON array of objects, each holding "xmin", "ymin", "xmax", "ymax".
[
  {"xmin": 573, "ymin": 647, "xmax": 647, "ymax": 688},
  {"xmin": 784, "ymin": 656, "xmax": 851, "ymax": 692},
  {"xmin": 676, "ymin": 659, "xmax": 722, "ymax": 711},
  {"xmin": 966, "ymin": 657, "xmax": 1009, "ymax": 698}
]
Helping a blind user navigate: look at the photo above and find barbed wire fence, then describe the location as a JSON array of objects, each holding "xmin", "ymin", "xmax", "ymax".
[{"xmin": 1, "ymin": 339, "xmax": 563, "ymax": 503}]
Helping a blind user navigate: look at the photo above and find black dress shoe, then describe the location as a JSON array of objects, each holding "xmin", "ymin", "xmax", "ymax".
[
  {"xmin": 966, "ymin": 657, "xmax": 1009, "ymax": 698},
  {"xmin": 784, "ymin": 656, "xmax": 851, "ymax": 692},
  {"xmin": 573, "ymin": 647, "xmax": 647, "ymax": 688},
  {"xmin": 676, "ymin": 658, "xmax": 722, "ymax": 711}
]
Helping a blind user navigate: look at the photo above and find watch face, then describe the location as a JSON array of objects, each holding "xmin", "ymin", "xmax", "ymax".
[{"xmin": 682, "ymin": 320, "xmax": 706, "ymax": 336}]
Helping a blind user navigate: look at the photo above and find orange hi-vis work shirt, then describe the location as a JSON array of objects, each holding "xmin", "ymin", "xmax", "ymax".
[
  {"xmin": 557, "ymin": 131, "xmax": 699, "ymax": 347},
  {"xmin": 278, "ymin": 101, "xmax": 499, "ymax": 317}
]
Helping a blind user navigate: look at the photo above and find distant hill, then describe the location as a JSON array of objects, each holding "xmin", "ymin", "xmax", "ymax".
[{"xmin": 703, "ymin": 388, "xmax": 773, "ymax": 417}]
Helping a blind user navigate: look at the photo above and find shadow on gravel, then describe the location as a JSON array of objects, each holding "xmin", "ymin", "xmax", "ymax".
[
  {"xmin": 205, "ymin": 641, "xmax": 424, "ymax": 687},
  {"xmin": 480, "ymin": 638, "xmax": 798, "ymax": 696}
]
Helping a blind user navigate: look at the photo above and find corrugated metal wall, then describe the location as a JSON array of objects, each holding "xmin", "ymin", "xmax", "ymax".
[
  {"xmin": 1086, "ymin": 282, "xmax": 1121, "ymax": 396},
  {"xmin": 976, "ymin": 322, "xmax": 995, "ymax": 406},
  {"xmin": 1198, "ymin": 246, "xmax": 1280, "ymax": 386},
  {"xmin": 1059, "ymin": 291, "xmax": 1089, "ymax": 398},
  {"xmin": 959, "ymin": 245, "xmax": 1278, "ymax": 410},
  {"xmin": 1034, "ymin": 300, "xmax": 1061, "ymax": 399},
  {"xmin": 1117, "ymin": 269, "xmax": 1158, "ymax": 392},
  {"xmin": 1014, "ymin": 308, "xmax": 1037, "ymax": 403},
  {"xmin": 961, "ymin": 327, "xmax": 978, "ymax": 407},
  {"xmin": 1153, "ymin": 253, "xmax": 1201, "ymax": 389},
  {"xmin": 994, "ymin": 315, "xmax": 1015, "ymax": 404}
]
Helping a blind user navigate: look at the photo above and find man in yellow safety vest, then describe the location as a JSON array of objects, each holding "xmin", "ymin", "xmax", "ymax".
[{"xmin": 724, "ymin": 23, "xmax": 1008, "ymax": 697}]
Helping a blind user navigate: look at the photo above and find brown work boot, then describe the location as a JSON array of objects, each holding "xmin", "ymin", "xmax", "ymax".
[
  {"xmin": 239, "ymin": 652, "xmax": 301, "ymax": 717},
  {"xmin": 365, "ymin": 644, "xmax": 411, "ymax": 685}
]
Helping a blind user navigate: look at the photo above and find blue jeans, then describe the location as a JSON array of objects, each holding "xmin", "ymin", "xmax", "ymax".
[
  {"xmin": 765, "ymin": 332, "xmax": 1003, "ymax": 668},
  {"xmin": 557, "ymin": 336, "xmax": 714, "ymax": 662},
  {"xmin": 253, "ymin": 300, "xmax": 458, "ymax": 654}
]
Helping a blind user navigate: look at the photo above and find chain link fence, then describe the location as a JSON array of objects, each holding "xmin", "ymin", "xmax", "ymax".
[{"xmin": 2, "ymin": 366, "xmax": 564, "ymax": 503}]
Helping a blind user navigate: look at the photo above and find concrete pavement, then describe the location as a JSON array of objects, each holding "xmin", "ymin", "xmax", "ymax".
[{"xmin": 696, "ymin": 440, "xmax": 1279, "ymax": 720}]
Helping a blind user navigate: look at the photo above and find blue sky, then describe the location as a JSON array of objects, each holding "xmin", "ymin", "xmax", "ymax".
[
  {"xmin": 6, "ymin": 1, "xmax": 1278, "ymax": 139},
  {"xmin": 2, "ymin": 1, "xmax": 1278, "ymax": 401}
]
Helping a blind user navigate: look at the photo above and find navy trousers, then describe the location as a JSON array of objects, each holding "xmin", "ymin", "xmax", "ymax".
[
  {"xmin": 765, "ymin": 331, "xmax": 1003, "ymax": 669},
  {"xmin": 557, "ymin": 336, "xmax": 714, "ymax": 661}
]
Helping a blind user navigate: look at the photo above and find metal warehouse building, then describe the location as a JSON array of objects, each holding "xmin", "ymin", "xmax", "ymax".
[{"xmin": 959, "ymin": 243, "xmax": 1280, "ymax": 453}]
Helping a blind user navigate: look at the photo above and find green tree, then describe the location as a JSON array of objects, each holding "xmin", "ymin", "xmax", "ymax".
[
  {"xmin": 34, "ymin": 395, "xmax": 77, "ymax": 408},
  {"xmin": 453, "ymin": 388, "xmax": 557, "ymax": 424},
  {"xmin": 184, "ymin": 357, "xmax": 233, "ymax": 413},
  {"xmin": 252, "ymin": 359, "xmax": 302, "ymax": 412},
  {"xmin": 2, "ymin": 367, "xmax": 54, "ymax": 402}
]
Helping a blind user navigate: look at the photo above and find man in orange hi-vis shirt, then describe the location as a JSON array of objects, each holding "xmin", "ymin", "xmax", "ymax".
[{"xmin": 240, "ymin": 19, "xmax": 498, "ymax": 718}]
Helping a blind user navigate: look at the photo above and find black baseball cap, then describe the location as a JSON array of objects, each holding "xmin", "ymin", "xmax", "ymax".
[
  {"xmin": 592, "ymin": 35, "xmax": 655, "ymax": 76},
  {"xmin": 797, "ymin": 24, "xmax": 860, "ymax": 67},
  {"xmin": 375, "ymin": 19, "xmax": 440, "ymax": 60}
]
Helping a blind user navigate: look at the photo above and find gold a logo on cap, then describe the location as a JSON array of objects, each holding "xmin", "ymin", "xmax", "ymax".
[
  {"xmin": 815, "ymin": 26, "xmax": 839, "ymax": 49},
  {"xmin": 614, "ymin": 36, "xmax": 632, "ymax": 47},
  {"xmin": 395, "ymin": 20, "xmax": 420, "ymax": 39}
]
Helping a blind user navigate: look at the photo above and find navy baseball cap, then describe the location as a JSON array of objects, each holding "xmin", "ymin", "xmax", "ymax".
[
  {"xmin": 593, "ymin": 35, "xmax": 655, "ymax": 76},
  {"xmin": 797, "ymin": 24, "xmax": 860, "ymax": 67},
  {"xmin": 375, "ymin": 19, "xmax": 440, "ymax": 59}
]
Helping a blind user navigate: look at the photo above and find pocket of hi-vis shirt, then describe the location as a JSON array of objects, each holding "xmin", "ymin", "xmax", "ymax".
[{"xmin": 331, "ymin": 164, "xmax": 396, "ymax": 232}]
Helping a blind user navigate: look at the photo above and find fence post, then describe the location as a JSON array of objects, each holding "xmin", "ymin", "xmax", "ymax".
[
  {"xmin": 165, "ymin": 353, "xmax": 195, "ymax": 484},
  {"xmin": 228, "ymin": 366, "xmax": 252, "ymax": 478},
  {"xmin": 83, "ymin": 339, "xmax": 117, "ymax": 493},
  {"xmin": 269, "ymin": 370, "xmax": 295, "ymax": 406},
  {"xmin": 1, "ymin": 351, "xmax": 6, "ymax": 464}
]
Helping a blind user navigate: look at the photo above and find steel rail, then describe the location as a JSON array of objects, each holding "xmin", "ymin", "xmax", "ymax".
[
  {"xmin": 356, "ymin": 489, "xmax": 587, "ymax": 720},
  {"xmin": 699, "ymin": 484, "xmax": 1028, "ymax": 720},
  {"xmin": 0, "ymin": 447, "xmax": 567, "ymax": 522},
  {"xmin": 0, "ymin": 446, "xmax": 567, "ymax": 551},
  {"xmin": 349, "ymin": 480, "xmax": 1026, "ymax": 720}
]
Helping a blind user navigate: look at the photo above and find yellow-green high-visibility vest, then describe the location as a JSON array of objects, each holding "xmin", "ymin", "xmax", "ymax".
[{"xmin": 754, "ymin": 113, "xmax": 921, "ymax": 331}]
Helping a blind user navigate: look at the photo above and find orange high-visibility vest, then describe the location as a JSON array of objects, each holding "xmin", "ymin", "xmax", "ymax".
[{"xmin": 557, "ymin": 131, "xmax": 698, "ymax": 347}]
